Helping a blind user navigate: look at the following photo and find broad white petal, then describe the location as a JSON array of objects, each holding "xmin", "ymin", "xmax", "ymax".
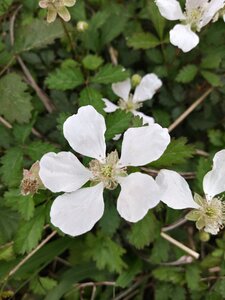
[
  {"xmin": 170, "ymin": 24, "xmax": 199, "ymax": 52},
  {"xmin": 156, "ymin": 170, "xmax": 199, "ymax": 209},
  {"xmin": 186, "ymin": 0, "xmax": 208, "ymax": 11},
  {"xmin": 39, "ymin": 152, "xmax": 91, "ymax": 193},
  {"xmin": 102, "ymin": 98, "xmax": 119, "ymax": 113},
  {"xmin": 201, "ymin": 0, "xmax": 225, "ymax": 28},
  {"xmin": 155, "ymin": 0, "xmax": 185, "ymax": 20},
  {"xmin": 133, "ymin": 111, "xmax": 155, "ymax": 125},
  {"xmin": 50, "ymin": 183, "xmax": 104, "ymax": 236},
  {"xmin": 117, "ymin": 173, "xmax": 160, "ymax": 222},
  {"xmin": 64, "ymin": 0, "xmax": 76, "ymax": 7},
  {"xmin": 223, "ymin": 13, "xmax": 225, "ymax": 22},
  {"xmin": 39, "ymin": 0, "xmax": 48, "ymax": 8},
  {"xmin": 203, "ymin": 150, "xmax": 225, "ymax": 200},
  {"xmin": 112, "ymin": 79, "xmax": 131, "ymax": 100},
  {"xmin": 57, "ymin": 7, "xmax": 71, "ymax": 22},
  {"xmin": 119, "ymin": 124, "xmax": 170, "ymax": 167},
  {"xmin": 47, "ymin": 7, "xmax": 57, "ymax": 23},
  {"xmin": 133, "ymin": 74, "xmax": 162, "ymax": 102},
  {"xmin": 63, "ymin": 106, "xmax": 106, "ymax": 160}
]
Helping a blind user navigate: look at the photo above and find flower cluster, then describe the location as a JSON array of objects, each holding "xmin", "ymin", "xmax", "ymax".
[
  {"xmin": 155, "ymin": 0, "xmax": 225, "ymax": 52},
  {"xmin": 39, "ymin": 0, "xmax": 76, "ymax": 23}
]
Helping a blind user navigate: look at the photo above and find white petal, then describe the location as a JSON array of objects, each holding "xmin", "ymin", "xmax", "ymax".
[
  {"xmin": 185, "ymin": 0, "xmax": 208, "ymax": 11},
  {"xmin": 133, "ymin": 74, "xmax": 162, "ymax": 102},
  {"xmin": 170, "ymin": 24, "xmax": 199, "ymax": 52},
  {"xmin": 156, "ymin": 170, "xmax": 199, "ymax": 209},
  {"xmin": 102, "ymin": 98, "xmax": 119, "ymax": 113},
  {"xmin": 133, "ymin": 111, "xmax": 155, "ymax": 125},
  {"xmin": 113, "ymin": 134, "xmax": 122, "ymax": 141},
  {"xmin": 117, "ymin": 173, "xmax": 160, "ymax": 222},
  {"xmin": 39, "ymin": 0, "xmax": 48, "ymax": 8},
  {"xmin": 50, "ymin": 183, "xmax": 104, "ymax": 236},
  {"xmin": 64, "ymin": 0, "xmax": 76, "ymax": 7},
  {"xmin": 155, "ymin": 0, "xmax": 185, "ymax": 20},
  {"xmin": 112, "ymin": 78, "xmax": 131, "ymax": 100},
  {"xmin": 39, "ymin": 152, "xmax": 91, "ymax": 193},
  {"xmin": 201, "ymin": 0, "xmax": 225, "ymax": 28},
  {"xmin": 203, "ymin": 150, "xmax": 225, "ymax": 200},
  {"xmin": 223, "ymin": 13, "xmax": 225, "ymax": 22},
  {"xmin": 118, "ymin": 124, "xmax": 170, "ymax": 167},
  {"xmin": 63, "ymin": 106, "xmax": 106, "ymax": 160}
]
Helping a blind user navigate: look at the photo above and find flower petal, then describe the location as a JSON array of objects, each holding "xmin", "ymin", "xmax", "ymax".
[
  {"xmin": 117, "ymin": 173, "xmax": 160, "ymax": 222},
  {"xmin": 57, "ymin": 6, "xmax": 71, "ymax": 22},
  {"xmin": 133, "ymin": 74, "xmax": 162, "ymax": 102},
  {"xmin": 170, "ymin": 24, "xmax": 199, "ymax": 52},
  {"xmin": 203, "ymin": 150, "xmax": 225, "ymax": 200},
  {"xmin": 185, "ymin": 0, "xmax": 208, "ymax": 11},
  {"xmin": 155, "ymin": 0, "xmax": 185, "ymax": 20},
  {"xmin": 39, "ymin": 152, "xmax": 91, "ymax": 193},
  {"xmin": 201, "ymin": 0, "xmax": 225, "ymax": 28},
  {"xmin": 133, "ymin": 111, "xmax": 155, "ymax": 125},
  {"xmin": 102, "ymin": 98, "xmax": 119, "ymax": 113},
  {"xmin": 47, "ymin": 7, "xmax": 57, "ymax": 23},
  {"xmin": 50, "ymin": 183, "xmax": 104, "ymax": 236},
  {"xmin": 64, "ymin": 0, "xmax": 76, "ymax": 7},
  {"xmin": 112, "ymin": 78, "xmax": 131, "ymax": 100},
  {"xmin": 39, "ymin": 0, "xmax": 48, "ymax": 8},
  {"xmin": 63, "ymin": 105, "xmax": 106, "ymax": 160},
  {"xmin": 156, "ymin": 169, "xmax": 199, "ymax": 209},
  {"xmin": 118, "ymin": 124, "xmax": 170, "ymax": 167}
]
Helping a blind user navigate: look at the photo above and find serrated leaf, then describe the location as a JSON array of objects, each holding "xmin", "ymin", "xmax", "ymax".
[
  {"xmin": 0, "ymin": 243, "xmax": 14, "ymax": 261},
  {"xmin": 105, "ymin": 110, "xmax": 133, "ymax": 140},
  {"xmin": 0, "ymin": 73, "xmax": 33, "ymax": 123},
  {"xmin": 147, "ymin": 0, "xmax": 165, "ymax": 39},
  {"xmin": 208, "ymin": 129, "xmax": 224, "ymax": 147},
  {"xmin": 91, "ymin": 64, "xmax": 130, "ymax": 84},
  {"xmin": 14, "ymin": 206, "xmax": 46, "ymax": 254},
  {"xmin": 127, "ymin": 212, "xmax": 160, "ymax": 249},
  {"xmin": 79, "ymin": 87, "xmax": 105, "ymax": 113},
  {"xmin": 1, "ymin": 147, "xmax": 23, "ymax": 187},
  {"xmin": 30, "ymin": 276, "xmax": 57, "ymax": 296},
  {"xmin": 0, "ymin": 0, "xmax": 13, "ymax": 16},
  {"xmin": 201, "ymin": 54, "xmax": 222, "ymax": 69},
  {"xmin": 185, "ymin": 265, "xmax": 201, "ymax": 291},
  {"xmin": 45, "ymin": 64, "xmax": 84, "ymax": 91},
  {"xmin": 201, "ymin": 70, "xmax": 222, "ymax": 87},
  {"xmin": 101, "ymin": 14, "xmax": 127, "ymax": 45},
  {"xmin": 0, "ymin": 205, "xmax": 19, "ymax": 242},
  {"xmin": 195, "ymin": 157, "xmax": 212, "ymax": 193},
  {"xmin": 116, "ymin": 259, "xmax": 142, "ymax": 288},
  {"xmin": 150, "ymin": 138, "xmax": 195, "ymax": 168},
  {"xmin": 24, "ymin": 141, "xmax": 57, "ymax": 161},
  {"xmin": 153, "ymin": 267, "xmax": 184, "ymax": 284},
  {"xmin": 176, "ymin": 65, "xmax": 198, "ymax": 83},
  {"xmin": 14, "ymin": 19, "xmax": 64, "ymax": 53},
  {"xmin": 4, "ymin": 189, "xmax": 34, "ymax": 221},
  {"xmin": 127, "ymin": 32, "xmax": 161, "ymax": 49},
  {"xmin": 82, "ymin": 55, "xmax": 103, "ymax": 70},
  {"xmin": 84, "ymin": 232, "xmax": 127, "ymax": 273}
]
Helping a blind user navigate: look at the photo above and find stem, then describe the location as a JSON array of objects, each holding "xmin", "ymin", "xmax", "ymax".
[
  {"xmin": 160, "ymin": 232, "xmax": 200, "ymax": 259},
  {"xmin": 60, "ymin": 18, "xmax": 76, "ymax": 56}
]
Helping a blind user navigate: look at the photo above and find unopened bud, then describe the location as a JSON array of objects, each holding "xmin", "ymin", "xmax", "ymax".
[
  {"xmin": 20, "ymin": 161, "xmax": 45, "ymax": 196},
  {"xmin": 131, "ymin": 74, "xmax": 142, "ymax": 88},
  {"xmin": 199, "ymin": 231, "xmax": 210, "ymax": 242},
  {"xmin": 77, "ymin": 21, "xmax": 89, "ymax": 32}
]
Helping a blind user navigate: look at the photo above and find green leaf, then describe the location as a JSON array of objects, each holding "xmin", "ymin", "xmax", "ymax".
[
  {"xmin": 147, "ymin": 0, "xmax": 165, "ymax": 39},
  {"xmin": 201, "ymin": 70, "xmax": 222, "ymax": 87},
  {"xmin": 153, "ymin": 267, "xmax": 184, "ymax": 284},
  {"xmin": 0, "ymin": 0, "xmax": 13, "ymax": 16},
  {"xmin": 195, "ymin": 157, "xmax": 212, "ymax": 194},
  {"xmin": 208, "ymin": 129, "xmax": 225, "ymax": 147},
  {"xmin": 4, "ymin": 189, "xmax": 35, "ymax": 221},
  {"xmin": 82, "ymin": 55, "xmax": 103, "ymax": 70},
  {"xmin": 30, "ymin": 276, "xmax": 57, "ymax": 296},
  {"xmin": 91, "ymin": 64, "xmax": 130, "ymax": 84},
  {"xmin": 45, "ymin": 64, "xmax": 84, "ymax": 91},
  {"xmin": 185, "ymin": 265, "xmax": 201, "ymax": 291},
  {"xmin": 201, "ymin": 54, "xmax": 222, "ymax": 69},
  {"xmin": 84, "ymin": 232, "xmax": 127, "ymax": 273},
  {"xmin": 0, "ymin": 73, "xmax": 33, "ymax": 123},
  {"xmin": 79, "ymin": 87, "xmax": 105, "ymax": 113},
  {"xmin": 116, "ymin": 259, "xmax": 142, "ymax": 288},
  {"xmin": 24, "ymin": 141, "xmax": 57, "ymax": 161},
  {"xmin": 14, "ymin": 206, "xmax": 46, "ymax": 254},
  {"xmin": 1, "ymin": 147, "xmax": 23, "ymax": 187},
  {"xmin": 127, "ymin": 212, "xmax": 160, "ymax": 249},
  {"xmin": 176, "ymin": 65, "xmax": 198, "ymax": 83},
  {"xmin": 150, "ymin": 138, "xmax": 195, "ymax": 168},
  {"xmin": 0, "ymin": 243, "xmax": 14, "ymax": 261},
  {"xmin": 127, "ymin": 32, "xmax": 161, "ymax": 49},
  {"xmin": 14, "ymin": 19, "xmax": 64, "ymax": 53},
  {"xmin": 105, "ymin": 110, "xmax": 133, "ymax": 141},
  {"xmin": 0, "ymin": 205, "xmax": 19, "ymax": 242}
]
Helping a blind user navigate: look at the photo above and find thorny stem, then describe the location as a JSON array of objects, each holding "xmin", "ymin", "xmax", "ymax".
[{"xmin": 160, "ymin": 232, "xmax": 200, "ymax": 259}]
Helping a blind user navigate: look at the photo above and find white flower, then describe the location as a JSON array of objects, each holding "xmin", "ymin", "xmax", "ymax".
[
  {"xmin": 156, "ymin": 150, "xmax": 225, "ymax": 235},
  {"xmin": 155, "ymin": 0, "xmax": 225, "ymax": 52},
  {"xmin": 39, "ymin": 105, "xmax": 170, "ymax": 237},
  {"xmin": 102, "ymin": 74, "xmax": 162, "ymax": 126}
]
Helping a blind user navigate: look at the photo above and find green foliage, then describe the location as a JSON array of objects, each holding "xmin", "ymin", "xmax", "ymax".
[
  {"xmin": 176, "ymin": 65, "xmax": 198, "ymax": 83},
  {"xmin": 91, "ymin": 64, "xmax": 130, "ymax": 84},
  {"xmin": 127, "ymin": 32, "xmax": 161, "ymax": 49},
  {"xmin": 82, "ymin": 54, "xmax": 104, "ymax": 70},
  {"xmin": 79, "ymin": 87, "xmax": 105, "ymax": 113},
  {"xmin": 0, "ymin": 73, "xmax": 33, "ymax": 123}
]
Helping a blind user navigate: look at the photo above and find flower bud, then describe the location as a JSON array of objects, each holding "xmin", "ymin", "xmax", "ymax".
[
  {"xmin": 20, "ymin": 161, "xmax": 45, "ymax": 196},
  {"xmin": 199, "ymin": 231, "xmax": 210, "ymax": 242},
  {"xmin": 76, "ymin": 21, "xmax": 89, "ymax": 32},
  {"xmin": 131, "ymin": 74, "xmax": 142, "ymax": 88}
]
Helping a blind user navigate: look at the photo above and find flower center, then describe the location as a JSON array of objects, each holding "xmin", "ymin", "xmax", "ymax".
[
  {"xmin": 89, "ymin": 151, "xmax": 127, "ymax": 190},
  {"xmin": 185, "ymin": 6, "xmax": 204, "ymax": 31},
  {"xmin": 118, "ymin": 95, "xmax": 142, "ymax": 113}
]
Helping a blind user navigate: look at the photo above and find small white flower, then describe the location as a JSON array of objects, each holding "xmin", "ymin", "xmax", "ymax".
[
  {"xmin": 156, "ymin": 150, "xmax": 225, "ymax": 235},
  {"xmin": 39, "ymin": 105, "xmax": 170, "ymax": 236},
  {"xmin": 102, "ymin": 74, "xmax": 162, "ymax": 127},
  {"xmin": 155, "ymin": 0, "xmax": 225, "ymax": 52}
]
